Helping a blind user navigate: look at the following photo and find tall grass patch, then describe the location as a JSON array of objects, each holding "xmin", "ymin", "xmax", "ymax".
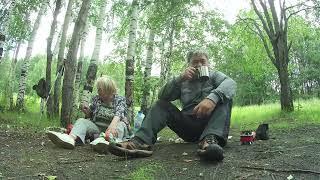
[
  {"xmin": 231, "ymin": 98, "xmax": 320, "ymax": 130},
  {"xmin": 0, "ymin": 111, "xmax": 60, "ymax": 130}
]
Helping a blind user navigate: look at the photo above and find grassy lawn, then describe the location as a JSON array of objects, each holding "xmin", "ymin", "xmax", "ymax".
[
  {"xmin": 231, "ymin": 98, "xmax": 320, "ymax": 130},
  {"xmin": 1, "ymin": 98, "xmax": 320, "ymax": 133}
]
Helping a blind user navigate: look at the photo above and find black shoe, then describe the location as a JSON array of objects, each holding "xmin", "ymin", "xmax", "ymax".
[{"xmin": 197, "ymin": 135, "xmax": 224, "ymax": 161}]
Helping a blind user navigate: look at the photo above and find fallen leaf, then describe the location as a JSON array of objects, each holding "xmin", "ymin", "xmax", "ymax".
[
  {"xmin": 182, "ymin": 168, "xmax": 187, "ymax": 171},
  {"xmin": 182, "ymin": 152, "xmax": 188, "ymax": 156},
  {"xmin": 183, "ymin": 159, "xmax": 193, "ymax": 163},
  {"xmin": 199, "ymin": 173, "xmax": 203, "ymax": 177}
]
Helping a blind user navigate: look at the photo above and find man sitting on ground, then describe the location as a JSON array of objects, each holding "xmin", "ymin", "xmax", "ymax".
[{"xmin": 108, "ymin": 50, "xmax": 237, "ymax": 161}]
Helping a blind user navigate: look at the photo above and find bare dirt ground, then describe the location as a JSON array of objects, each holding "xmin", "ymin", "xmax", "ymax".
[{"xmin": 1, "ymin": 122, "xmax": 320, "ymax": 180}]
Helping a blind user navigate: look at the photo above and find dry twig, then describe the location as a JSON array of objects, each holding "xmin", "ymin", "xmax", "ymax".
[{"xmin": 240, "ymin": 166, "xmax": 320, "ymax": 175}]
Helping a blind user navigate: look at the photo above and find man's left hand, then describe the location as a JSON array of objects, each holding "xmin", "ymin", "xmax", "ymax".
[{"xmin": 192, "ymin": 99, "xmax": 216, "ymax": 119}]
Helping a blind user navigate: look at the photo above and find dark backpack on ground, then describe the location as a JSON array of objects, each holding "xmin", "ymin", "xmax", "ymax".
[{"xmin": 255, "ymin": 123, "xmax": 269, "ymax": 140}]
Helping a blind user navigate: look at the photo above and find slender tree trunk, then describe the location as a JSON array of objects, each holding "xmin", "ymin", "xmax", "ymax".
[
  {"xmin": 82, "ymin": 0, "xmax": 107, "ymax": 105},
  {"xmin": 16, "ymin": 2, "xmax": 47, "ymax": 110},
  {"xmin": 125, "ymin": 0, "xmax": 139, "ymax": 122},
  {"xmin": 61, "ymin": 0, "xmax": 91, "ymax": 127},
  {"xmin": 141, "ymin": 29, "xmax": 155, "ymax": 114},
  {"xmin": 46, "ymin": 0, "xmax": 62, "ymax": 118},
  {"xmin": 159, "ymin": 39, "xmax": 167, "ymax": 86},
  {"xmin": 0, "ymin": 33, "xmax": 5, "ymax": 61},
  {"xmin": 71, "ymin": 19, "xmax": 89, "ymax": 120},
  {"xmin": 165, "ymin": 22, "xmax": 175, "ymax": 80},
  {"xmin": 0, "ymin": 1, "xmax": 15, "ymax": 61},
  {"xmin": 52, "ymin": 29, "xmax": 62, "ymax": 56},
  {"xmin": 7, "ymin": 42, "xmax": 21, "ymax": 109},
  {"xmin": 53, "ymin": 0, "xmax": 74, "ymax": 116}
]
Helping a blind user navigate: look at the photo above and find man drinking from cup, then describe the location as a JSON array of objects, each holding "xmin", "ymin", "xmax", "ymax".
[{"xmin": 108, "ymin": 50, "xmax": 237, "ymax": 161}]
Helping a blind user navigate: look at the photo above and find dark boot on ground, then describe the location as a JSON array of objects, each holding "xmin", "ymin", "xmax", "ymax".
[{"xmin": 197, "ymin": 135, "xmax": 224, "ymax": 161}]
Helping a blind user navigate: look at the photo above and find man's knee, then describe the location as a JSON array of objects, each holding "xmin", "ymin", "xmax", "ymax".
[{"xmin": 153, "ymin": 99, "xmax": 176, "ymax": 110}]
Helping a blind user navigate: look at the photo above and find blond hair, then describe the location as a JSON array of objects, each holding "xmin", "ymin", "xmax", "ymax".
[{"xmin": 96, "ymin": 76, "xmax": 117, "ymax": 95}]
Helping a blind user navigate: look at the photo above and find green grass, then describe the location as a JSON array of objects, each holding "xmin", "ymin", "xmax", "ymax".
[
  {"xmin": 0, "ymin": 111, "xmax": 60, "ymax": 131},
  {"xmin": 126, "ymin": 162, "xmax": 166, "ymax": 180},
  {"xmin": 231, "ymin": 98, "xmax": 320, "ymax": 130},
  {"xmin": 1, "ymin": 97, "xmax": 319, "ymax": 134}
]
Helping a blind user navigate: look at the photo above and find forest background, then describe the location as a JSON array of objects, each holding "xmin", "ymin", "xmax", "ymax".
[{"xmin": 0, "ymin": 0, "xmax": 319, "ymax": 128}]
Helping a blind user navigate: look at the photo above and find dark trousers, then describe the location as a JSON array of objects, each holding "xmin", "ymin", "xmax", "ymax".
[{"xmin": 135, "ymin": 99, "xmax": 232, "ymax": 147}]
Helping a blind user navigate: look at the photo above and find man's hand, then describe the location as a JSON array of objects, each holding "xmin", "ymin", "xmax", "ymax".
[
  {"xmin": 192, "ymin": 99, "xmax": 216, "ymax": 119},
  {"xmin": 181, "ymin": 66, "xmax": 197, "ymax": 81}
]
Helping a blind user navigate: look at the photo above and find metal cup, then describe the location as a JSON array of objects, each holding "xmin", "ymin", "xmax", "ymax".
[{"xmin": 196, "ymin": 66, "xmax": 209, "ymax": 81}]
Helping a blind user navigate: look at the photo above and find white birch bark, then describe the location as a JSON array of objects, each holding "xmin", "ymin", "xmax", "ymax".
[
  {"xmin": 125, "ymin": 0, "xmax": 139, "ymax": 122},
  {"xmin": 52, "ymin": 29, "xmax": 62, "ymax": 56},
  {"xmin": 71, "ymin": 19, "xmax": 89, "ymax": 120},
  {"xmin": 141, "ymin": 29, "xmax": 155, "ymax": 114},
  {"xmin": 46, "ymin": 0, "xmax": 62, "ymax": 117},
  {"xmin": 53, "ymin": 0, "xmax": 74, "ymax": 115},
  {"xmin": 81, "ymin": 0, "xmax": 107, "ymax": 105},
  {"xmin": 7, "ymin": 42, "xmax": 21, "ymax": 109},
  {"xmin": 61, "ymin": 0, "xmax": 91, "ymax": 127},
  {"xmin": 16, "ymin": 2, "xmax": 47, "ymax": 110}
]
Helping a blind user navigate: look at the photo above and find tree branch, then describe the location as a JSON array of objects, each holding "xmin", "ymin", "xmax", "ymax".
[
  {"xmin": 240, "ymin": 166, "xmax": 320, "ymax": 175},
  {"xmin": 252, "ymin": 21, "xmax": 278, "ymax": 67},
  {"xmin": 259, "ymin": 0, "xmax": 275, "ymax": 37},
  {"xmin": 268, "ymin": 0, "xmax": 281, "ymax": 33},
  {"xmin": 279, "ymin": 0, "xmax": 285, "ymax": 31},
  {"xmin": 285, "ymin": 0, "xmax": 313, "ymax": 10},
  {"xmin": 287, "ymin": 6, "xmax": 317, "ymax": 20},
  {"xmin": 251, "ymin": 0, "xmax": 273, "ymax": 40}
]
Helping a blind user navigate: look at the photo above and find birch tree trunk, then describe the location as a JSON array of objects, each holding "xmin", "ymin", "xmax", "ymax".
[
  {"xmin": 46, "ymin": 0, "xmax": 62, "ymax": 118},
  {"xmin": 125, "ymin": 0, "xmax": 139, "ymax": 122},
  {"xmin": 71, "ymin": 19, "xmax": 89, "ymax": 120},
  {"xmin": 7, "ymin": 42, "xmax": 21, "ymax": 109},
  {"xmin": 0, "ymin": 1, "xmax": 15, "ymax": 61},
  {"xmin": 52, "ymin": 29, "xmax": 62, "ymax": 56},
  {"xmin": 53, "ymin": 0, "xmax": 74, "ymax": 116},
  {"xmin": 16, "ymin": 2, "xmax": 47, "ymax": 110},
  {"xmin": 61, "ymin": 0, "xmax": 91, "ymax": 127},
  {"xmin": 165, "ymin": 22, "xmax": 175, "ymax": 80},
  {"xmin": 141, "ymin": 29, "xmax": 155, "ymax": 114},
  {"xmin": 159, "ymin": 39, "xmax": 167, "ymax": 86},
  {"xmin": 81, "ymin": 0, "xmax": 107, "ymax": 105}
]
